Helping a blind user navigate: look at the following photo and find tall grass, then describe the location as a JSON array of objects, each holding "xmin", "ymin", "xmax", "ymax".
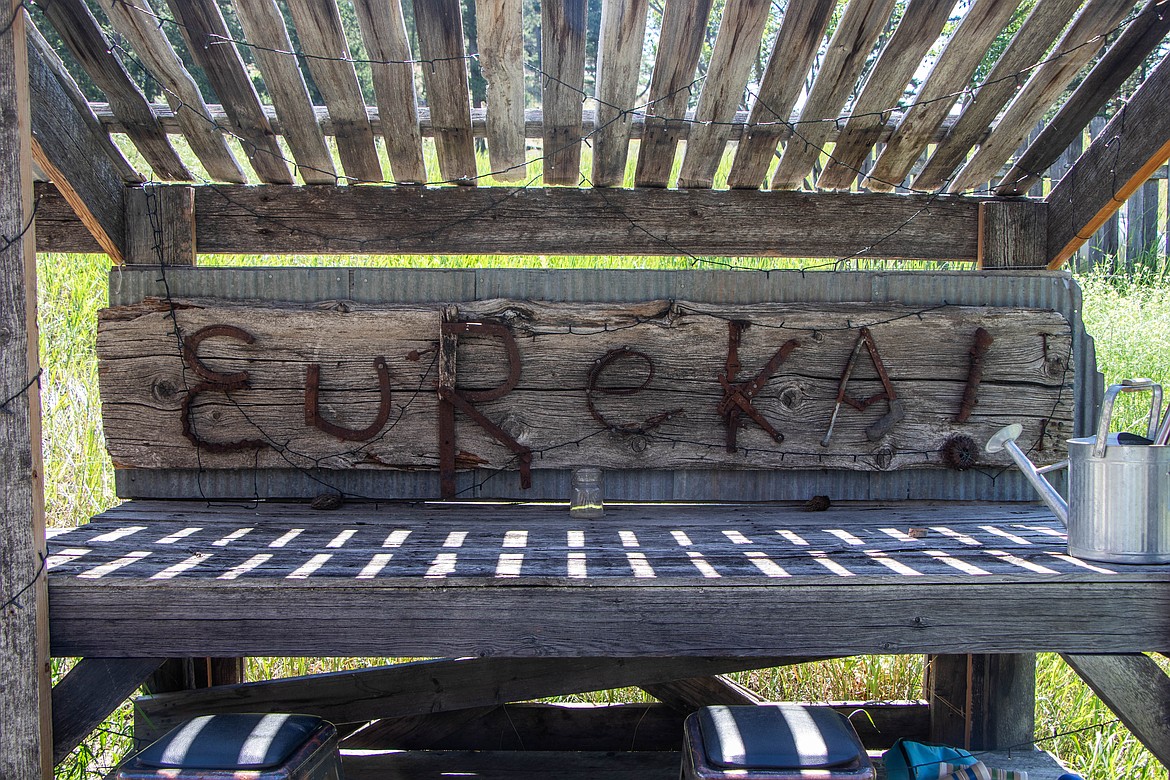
[{"xmin": 40, "ymin": 249, "xmax": 1170, "ymax": 778}]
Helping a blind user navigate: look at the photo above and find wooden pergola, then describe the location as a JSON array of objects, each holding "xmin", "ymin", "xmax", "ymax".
[{"xmin": 4, "ymin": 0, "xmax": 1170, "ymax": 775}]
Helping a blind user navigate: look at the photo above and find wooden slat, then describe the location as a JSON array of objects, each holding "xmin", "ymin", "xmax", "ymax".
[
  {"xmin": 591, "ymin": 0, "xmax": 649, "ymax": 186},
  {"xmin": 641, "ymin": 675, "xmax": 764, "ymax": 708},
  {"xmin": 345, "ymin": 700, "xmax": 931, "ymax": 752},
  {"xmin": 161, "ymin": 0, "xmax": 292, "ymax": 184},
  {"xmin": 51, "ymin": 658, "xmax": 163, "ymax": 764},
  {"xmin": 864, "ymin": 0, "xmax": 1020, "ymax": 192},
  {"xmin": 27, "ymin": 24, "xmax": 128, "ymax": 261},
  {"xmin": 353, "ymin": 0, "xmax": 427, "ymax": 183},
  {"xmin": 35, "ymin": 0, "xmax": 190, "ymax": 181},
  {"xmin": 816, "ymin": 0, "xmax": 979, "ymax": 191},
  {"xmin": 634, "ymin": 0, "xmax": 714, "ymax": 187},
  {"xmin": 283, "ymin": 0, "xmax": 383, "ymax": 182},
  {"xmin": 95, "ymin": 0, "xmax": 246, "ymax": 183},
  {"xmin": 978, "ymin": 200, "xmax": 1048, "ymax": 268},
  {"xmin": 413, "ymin": 0, "xmax": 476, "ymax": 183},
  {"xmin": 541, "ymin": 0, "xmax": 587, "ymax": 185},
  {"xmin": 1046, "ymin": 49, "xmax": 1170, "ymax": 267},
  {"xmin": 229, "ymin": 0, "xmax": 336, "ymax": 185},
  {"xmin": 1061, "ymin": 653, "xmax": 1170, "ymax": 766},
  {"xmin": 124, "ymin": 185, "xmax": 195, "ymax": 266},
  {"xmin": 996, "ymin": 0, "xmax": 1170, "ymax": 196},
  {"xmin": 134, "ymin": 657, "xmax": 795, "ymax": 743},
  {"xmin": 183, "ymin": 184, "xmax": 982, "ymax": 258},
  {"xmin": 726, "ymin": 0, "xmax": 836, "ymax": 189},
  {"xmin": 674, "ymin": 0, "xmax": 770, "ymax": 189},
  {"xmin": 0, "ymin": 4, "xmax": 51, "ymax": 776},
  {"xmin": 770, "ymin": 0, "xmax": 898, "ymax": 191},
  {"xmin": 949, "ymin": 0, "xmax": 1136, "ymax": 193},
  {"xmin": 912, "ymin": 0, "xmax": 1088, "ymax": 192},
  {"xmin": 475, "ymin": 0, "xmax": 526, "ymax": 181}
]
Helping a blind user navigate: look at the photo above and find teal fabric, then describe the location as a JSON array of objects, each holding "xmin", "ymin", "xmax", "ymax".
[{"xmin": 883, "ymin": 739, "xmax": 978, "ymax": 780}]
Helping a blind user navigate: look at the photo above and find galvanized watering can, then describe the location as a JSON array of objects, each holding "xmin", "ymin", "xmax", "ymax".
[{"xmin": 986, "ymin": 379, "xmax": 1170, "ymax": 564}]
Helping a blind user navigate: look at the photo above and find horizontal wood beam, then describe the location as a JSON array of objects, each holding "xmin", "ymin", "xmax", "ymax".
[
  {"xmin": 50, "ymin": 578, "xmax": 1170, "ymax": 660},
  {"xmin": 36, "ymin": 183, "xmax": 985, "ymax": 260},
  {"xmin": 343, "ymin": 700, "xmax": 931, "ymax": 752},
  {"xmin": 51, "ymin": 657, "xmax": 163, "ymax": 764},
  {"xmin": 1046, "ymin": 50, "xmax": 1170, "ymax": 268},
  {"xmin": 133, "ymin": 656, "xmax": 797, "ymax": 743},
  {"xmin": 1061, "ymin": 653, "xmax": 1170, "ymax": 768},
  {"xmin": 27, "ymin": 23, "xmax": 132, "ymax": 261}
]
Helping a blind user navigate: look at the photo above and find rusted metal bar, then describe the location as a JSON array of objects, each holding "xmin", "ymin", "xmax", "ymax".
[
  {"xmin": 717, "ymin": 323, "xmax": 800, "ymax": 452},
  {"xmin": 955, "ymin": 327, "xmax": 993, "ymax": 424}
]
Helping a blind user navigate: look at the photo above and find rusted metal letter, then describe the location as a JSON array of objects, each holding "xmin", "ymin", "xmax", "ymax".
[
  {"xmin": 821, "ymin": 327, "xmax": 904, "ymax": 445},
  {"xmin": 717, "ymin": 320, "xmax": 800, "ymax": 453},
  {"xmin": 180, "ymin": 324, "xmax": 268, "ymax": 453},
  {"xmin": 954, "ymin": 327, "xmax": 993, "ymax": 423},
  {"xmin": 586, "ymin": 346, "xmax": 683, "ymax": 435},
  {"xmin": 305, "ymin": 357, "xmax": 393, "ymax": 441},
  {"xmin": 437, "ymin": 315, "xmax": 531, "ymax": 499}
]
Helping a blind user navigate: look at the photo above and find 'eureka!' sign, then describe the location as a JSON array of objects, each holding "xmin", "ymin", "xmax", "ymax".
[{"xmin": 97, "ymin": 298, "xmax": 1075, "ymax": 491}]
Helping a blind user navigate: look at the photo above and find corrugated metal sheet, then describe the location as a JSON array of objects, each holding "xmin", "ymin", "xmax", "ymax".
[{"xmin": 109, "ymin": 268, "xmax": 1099, "ymax": 502}]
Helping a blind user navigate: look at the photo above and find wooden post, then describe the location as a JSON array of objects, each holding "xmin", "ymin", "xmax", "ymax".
[
  {"xmin": 0, "ymin": 2, "xmax": 52, "ymax": 777},
  {"xmin": 124, "ymin": 184, "xmax": 195, "ymax": 266},
  {"xmin": 927, "ymin": 654, "xmax": 1035, "ymax": 751},
  {"xmin": 977, "ymin": 200, "xmax": 1048, "ymax": 269}
]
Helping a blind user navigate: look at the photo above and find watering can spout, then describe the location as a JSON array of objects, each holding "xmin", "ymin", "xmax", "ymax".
[{"xmin": 986, "ymin": 424, "xmax": 1069, "ymax": 526}]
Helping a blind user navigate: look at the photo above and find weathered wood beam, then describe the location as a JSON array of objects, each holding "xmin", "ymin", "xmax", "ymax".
[
  {"xmin": 27, "ymin": 23, "xmax": 131, "ymax": 261},
  {"xmin": 123, "ymin": 185, "xmax": 194, "ymax": 266},
  {"xmin": 185, "ymin": 185, "xmax": 981, "ymax": 259},
  {"xmin": 928, "ymin": 654, "xmax": 1035, "ymax": 751},
  {"xmin": 343, "ymin": 749, "xmax": 681, "ymax": 780},
  {"xmin": 1061, "ymin": 653, "xmax": 1170, "ymax": 767},
  {"xmin": 641, "ymin": 675, "xmax": 764, "ymax": 709},
  {"xmin": 998, "ymin": 0, "xmax": 1170, "ymax": 196},
  {"xmin": 36, "ymin": 0, "xmax": 191, "ymax": 181},
  {"xmin": 344, "ymin": 700, "xmax": 932, "ymax": 752},
  {"xmin": 32, "ymin": 182, "xmax": 102, "ymax": 254},
  {"xmin": 51, "ymin": 658, "xmax": 164, "ymax": 765},
  {"xmin": 1046, "ymin": 50, "xmax": 1170, "ymax": 268},
  {"xmin": 0, "ymin": 4, "xmax": 51, "ymax": 776},
  {"xmin": 132, "ymin": 656, "xmax": 796, "ymax": 743},
  {"xmin": 977, "ymin": 200, "xmax": 1048, "ymax": 269}
]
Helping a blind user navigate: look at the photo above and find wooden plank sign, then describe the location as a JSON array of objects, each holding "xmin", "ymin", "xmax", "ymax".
[{"xmin": 98, "ymin": 298, "xmax": 1074, "ymax": 481}]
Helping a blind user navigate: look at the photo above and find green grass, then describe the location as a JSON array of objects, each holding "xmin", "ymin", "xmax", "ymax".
[{"xmin": 41, "ymin": 249, "xmax": 1170, "ymax": 778}]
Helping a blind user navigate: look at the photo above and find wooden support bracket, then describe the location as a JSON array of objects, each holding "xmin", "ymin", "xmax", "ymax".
[
  {"xmin": 977, "ymin": 200, "xmax": 1048, "ymax": 270},
  {"xmin": 928, "ymin": 654, "xmax": 1036, "ymax": 751},
  {"xmin": 124, "ymin": 185, "xmax": 195, "ymax": 266},
  {"xmin": 641, "ymin": 675, "xmax": 765, "ymax": 710},
  {"xmin": 51, "ymin": 658, "xmax": 164, "ymax": 765},
  {"xmin": 1061, "ymin": 653, "xmax": 1170, "ymax": 768}
]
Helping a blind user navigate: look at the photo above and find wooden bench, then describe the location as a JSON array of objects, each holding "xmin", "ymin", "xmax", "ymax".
[{"xmin": 47, "ymin": 267, "xmax": 1170, "ymax": 773}]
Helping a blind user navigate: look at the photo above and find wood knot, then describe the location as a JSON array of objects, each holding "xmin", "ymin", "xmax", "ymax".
[
  {"xmin": 778, "ymin": 386, "xmax": 801, "ymax": 410},
  {"xmin": 873, "ymin": 446, "xmax": 895, "ymax": 471},
  {"xmin": 150, "ymin": 379, "xmax": 180, "ymax": 401}
]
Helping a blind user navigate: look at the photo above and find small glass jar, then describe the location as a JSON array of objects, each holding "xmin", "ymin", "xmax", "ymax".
[{"xmin": 569, "ymin": 467, "xmax": 605, "ymax": 518}]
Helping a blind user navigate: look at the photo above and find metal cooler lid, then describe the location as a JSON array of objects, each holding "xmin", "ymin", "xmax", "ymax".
[{"xmin": 697, "ymin": 704, "xmax": 866, "ymax": 769}]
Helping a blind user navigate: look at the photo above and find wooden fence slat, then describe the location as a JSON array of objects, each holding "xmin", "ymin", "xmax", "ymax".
[
  {"xmin": 35, "ymin": 0, "xmax": 190, "ymax": 181},
  {"xmin": 475, "ymin": 0, "xmax": 526, "ymax": 181},
  {"xmin": 1047, "ymin": 62, "xmax": 1170, "ymax": 267},
  {"xmin": 949, "ymin": 0, "xmax": 1136, "ymax": 194},
  {"xmin": 997, "ymin": 0, "xmax": 1170, "ymax": 196},
  {"xmin": 675, "ymin": 0, "xmax": 770, "ymax": 189},
  {"xmin": 283, "ymin": 0, "xmax": 383, "ymax": 183},
  {"xmin": 910, "ymin": 0, "xmax": 1086, "ymax": 192},
  {"xmin": 770, "ymin": 0, "xmax": 898, "ymax": 191},
  {"xmin": 634, "ymin": 0, "xmax": 714, "ymax": 187},
  {"xmin": 230, "ymin": 0, "xmax": 336, "ymax": 184},
  {"xmin": 96, "ymin": 0, "xmax": 246, "ymax": 183},
  {"xmin": 1125, "ymin": 178, "xmax": 1160, "ymax": 263},
  {"xmin": 541, "ymin": 0, "xmax": 587, "ymax": 186},
  {"xmin": 726, "ymin": 0, "xmax": 835, "ymax": 189},
  {"xmin": 591, "ymin": 0, "xmax": 649, "ymax": 186},
  {"xmin": 865, "ymin": 0, "xmax": 1019, "ymax": 192},
  {"xmin": 134, "ymin": 657, "xmax": 797, "ymax": 743},
  {"xmin": 353, "ymin": 0, "xmax": 427, "ymax": 184},
  {"xmin": 816, "ymin": 0, "xmax": 956, "ymax": 191},
  {"xmin": 0, "ymin": 3, "xmax": 51, "ymax": 775},
  {"xmin": 1062, "ymin": 653, "xmax": 1170, "ymax": 767},
  {"xmin": 27, "ymin": 24, "xmax": 129, "ymax": 262},
  {"xmin": 51, "ymin": 658, "xmax": 164, "ymax": 764},
  {"xmin": 415, "ymin": 0, "xmax": 477, "ymax": 184},
  {"xmin": 162, "ymin": 0, "xmax": 291, "ymax": 184}
]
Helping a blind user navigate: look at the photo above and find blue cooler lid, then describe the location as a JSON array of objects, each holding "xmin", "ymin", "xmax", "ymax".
[
  {"xmin": 136, "ymin": 713, "xmax": 323, "ymax": 770},
  {"xmin": 697, "ymin": 704, "xmax": 865, "ymax": 769}
]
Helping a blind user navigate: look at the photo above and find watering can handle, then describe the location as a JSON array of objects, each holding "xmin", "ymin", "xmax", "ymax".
[{"xmin": 1094, "ymin": 378, "xmax": 1163, "ymax": 458}]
